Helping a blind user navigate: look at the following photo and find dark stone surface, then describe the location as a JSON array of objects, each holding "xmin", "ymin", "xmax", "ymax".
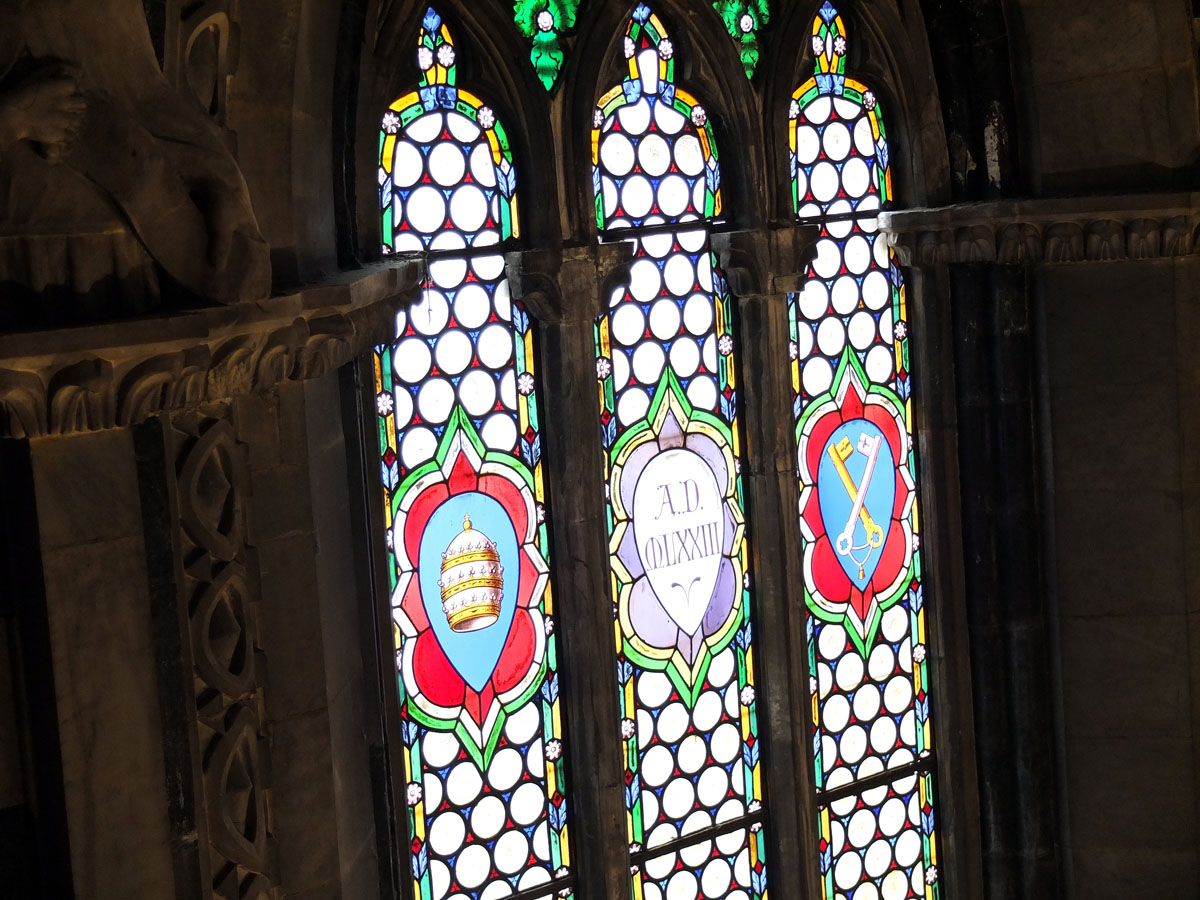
[{"xmin": 952, "ymin": 263, "xmax": 1063, "ymax": 900}]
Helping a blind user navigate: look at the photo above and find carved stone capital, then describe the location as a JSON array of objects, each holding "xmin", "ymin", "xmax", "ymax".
[
  {"xmin": 882, "ymin": 193, "xmax": 1200, "ymax": 267},
  {"xmin": 711, "ymin": 222, "xmax": 821, "ymax": 296},
  {"xmin": 506, "ymin": 242, "xmax": 633, "ymax": 323},
  {"xmin": 0, "ymin": 262, "xmax": 421, "ymax": 438}
]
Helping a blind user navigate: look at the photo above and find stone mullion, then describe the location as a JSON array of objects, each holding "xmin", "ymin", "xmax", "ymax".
[
  {"xmin": 511, "ymin": 245, "xmax": 633, "ymax": 900},
  {"xmin": 162, "ymin": 409, "xmax": 277, "ymax": 900},
  {"xmin": 733, "ymin": 287, "xmax": 824, "ymax": 899},
  {"xmin": 943, "ymin": 262, "xmax": 1061, "ymax": 900}
]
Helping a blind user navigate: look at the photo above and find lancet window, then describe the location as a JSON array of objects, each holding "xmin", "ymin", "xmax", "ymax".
[
  {"xmin": 789, "ymin": 5, "xmax": 941, "ymax": 899},
  {"xmin": 591, "ymin": 7, "xmax": 769, "ymax": 900},
  {"xmin": 374, "ymin": 10, "xmax": 574, "ymax": 899}
]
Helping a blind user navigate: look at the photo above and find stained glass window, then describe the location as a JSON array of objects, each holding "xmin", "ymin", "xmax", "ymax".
[
  {"xmin": 513, "ymin": 0, "xmax": 580, "ymax": 91},
  {"xmin": 789, "ymin": 5, "xmax": 940, "ymax": 900},
  {"xmin": 592, "ymin": 7, "xmax": 768, "ymax": 900},
  {"xmin": 712, "ymin": 1, "xmax": 770, "ymax": 79},
  {"xmin": 375, "ymin": 10, "xmax": 573, "ymax": 900}
]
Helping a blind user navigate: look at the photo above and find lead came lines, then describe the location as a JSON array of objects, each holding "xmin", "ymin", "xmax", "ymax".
[{"xmin": 791, "ymin": 5, "xmax": 940, "ymax": 900}]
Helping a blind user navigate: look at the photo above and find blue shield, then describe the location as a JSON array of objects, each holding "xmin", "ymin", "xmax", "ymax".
[
  {"xmin": 418, "ymin": 492, "xmax": 520, "ymax": 692},
  {"xmin": 816, "ymin": 419, "xmax": 895, "ymax": 590}
]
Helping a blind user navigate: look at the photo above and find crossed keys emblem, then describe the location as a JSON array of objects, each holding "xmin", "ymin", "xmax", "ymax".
[{"xmin": 826, "ymin": 432, "xmax": 885, "ymax": 579}]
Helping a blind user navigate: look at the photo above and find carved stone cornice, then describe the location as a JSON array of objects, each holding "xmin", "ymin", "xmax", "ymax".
[
  {"xmin": 881, "ymin": 193, "xmax": 1200, "ymax": 267},
  {"xmin": 0, "ymin": 261, "xmax": 422, "ymax": 439}
]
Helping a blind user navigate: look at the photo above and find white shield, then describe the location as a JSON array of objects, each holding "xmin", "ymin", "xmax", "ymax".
[{"xmin": 632, "ymin": 448, "xmax": 725, "ymax": 635}]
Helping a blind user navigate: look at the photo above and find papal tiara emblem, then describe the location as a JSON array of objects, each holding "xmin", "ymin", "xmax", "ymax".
[{"xmin": 438, "ymin": 514, "xmax": 503, "ymax": 632}]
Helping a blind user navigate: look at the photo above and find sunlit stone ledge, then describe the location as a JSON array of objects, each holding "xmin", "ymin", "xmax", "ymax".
[{"xmin": 0, "ymin": 261, "xmax": 422, "ymax": 438}]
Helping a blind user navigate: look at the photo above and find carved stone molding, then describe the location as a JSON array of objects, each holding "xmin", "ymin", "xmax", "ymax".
[
  {"xmin": 881, "ymin": 193, "xmax": 1200, "ymax": 267},
  {"xmin": 0, "ymin": 261, "xmax": 421, "ymax": 439},
  {"xmin": 167, "ymin": 413, "xmax": 274, "ymax": 898}
]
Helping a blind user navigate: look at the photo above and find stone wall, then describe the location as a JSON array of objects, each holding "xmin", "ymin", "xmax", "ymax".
[{"xmin": 1042, "ymin": 258, "xmax": 1200, "ymax": 895}]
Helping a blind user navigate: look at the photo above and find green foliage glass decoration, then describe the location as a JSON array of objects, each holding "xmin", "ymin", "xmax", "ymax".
[
  {"xmin": 513, "ymin": 0, "xmax": 580, "ymax": 91},
  {"xmin": 713, "ymin": 0, "xmax": 770, "ymax": 79}
]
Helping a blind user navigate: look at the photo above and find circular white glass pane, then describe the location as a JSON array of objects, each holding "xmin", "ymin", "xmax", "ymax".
[
  {"xmin": 658, "ymin": 174, "xmax": 690, "ymax": 218},
  {"xmin": 395, "ymin": 337, "xmax": 432, "ymax": 383},
  {"xmin": 446, "ymin": 111, "xmax": 481, "ymax": 143},
  {"xmin": 618, "ymin": 386, "xmax": 650, "ymax": 424},
  {"xmin": 622, "ymin": 174, "xmax": 654, "ymax": 219},
  {"xmin": 675, "ymin": 133, "xmax": 704, "ymax": 176},
  {"xmin": 600, "ymin": 131, "xmax": 636, "ymax": 177},
  {"xmin": 795, "ymin": 124, "xmax": 820, "ymax": 165},
  {"xmin": 831, "ymin": 274, "xmax": 861, "ymax": 315},
  {"xmin": 854, "ymin": 116, "xmax": 876, "ymax": 157},
  {"xmin": 683, "ymin": 293, "xmax": 713, "ymax": 335},
  {"xmin": 392, "ymin": 140, "xmax": 424, "ymax": 188},
  {"xmin": 469, "ymin": 142, "xmax": 497, "ymax": 186},
  {"xmin": 823, "ymin": 121, "xmax": 851, "ymax": 161},
  {"xmin": 817, "ymin": 316, "xmax": 846, "ymax": 357},
  {"xmin": 429, "ymin": 142, "xmax": 466, "ymax": 187},
  {"xmin": 686, "ymin": 375, "xmax": 717, "ymax": 411},
  {"xmin": 435, "ymin": 329, "xmax": 473, "ymax": 375},
  {"xmin": 849, "ymin": 310, "xmax": 877, "ymax": 350},
  {"xmin": 826, "ymin": 199, "xmax": 854, "ymax": 239},
  {"xmin": 677, "ymin": 227, "xmax": 706, "ymax": 253},
  {"xmin": 632, "ymin": 341, "xmax": 666, "ymax": 385},
  {"xmin": 493, "ymin": 279, "xmax": 512, "ymax": 320},
  {"xmin": 863, "ymin": 270, "xmax": 890, "ymax": 310},
  {"xmin": 649, "ymin": 297, "xmax": 682, "ymax": 340},
  {"xmin": 407, "ymin": 185, "xmax": 447, "ymax": 234},
  {"xmin": 602, "ymin": 175, "xmax": 618, "ymax": 217},
  {"xmin": 637, "ymin": 671, "xmax": 672, "ymax": 707},
  {"xmin": 481, "ymin": 412, "xmax": 518, "ymax": 451},
  {"xmin": 844, "ymin": 235, "xmax": 872, "ymax": 274},
  {"xmin": 811, "ymin": 161, "xmax": 839, "ymax": 203},
  {"xmin": 459, "ymin": 369, "xmax": 497, "ymax": 416},
  {"xmin": 401, "ymin": 426, "xmax": 437, "ymax": 468},
  {"xmin": 430, "ymin": 256, "xmax": 467, "ymax": 290},
  {"xmin": 453, "ymin": 283, "xmax": 491, "ymax": 329},
  {"xmin": 638, "ymin": 133, "xmax": 671, "ymax": 177},
  {"xmin": 811, "ymin": 238, "xmax": 842, "ymax": 280},
  {"xmin": 612, "ymin": 349, "xmax": 630, "ymax": 389},
  {"xmin": 391, "ymin": 385, "xmax": 413, "ymax": 428},
  {"xmin": 804, "ymin": 96, "xmax": 832, "ymax": 125},
  {"xmin": 654, "ymin": 101, "xmax": 686, "ymax": 135},
  {"xmin": 670, "ymin": 337, "xmax": 700, "ymax": 378},
  {"xmin": 618, "ymin": 98, "xmax": 652, "ymax": 135},
  {"xmin": 799, "ymin": 277, "xmax": 830, "ymax": 319},
  {"xmin": 406, "ymin": 111, "xmax": 443, "ymax": 143},
  {"xmin": 842, "ymin": 156, "xmax": 871, "ymax": 199},
  {"xmin": 410, "ymin": 289, "xmax": 450, "ymax": 335},
  {"xmin": 630, "ymin": 258, "xmax": 663, "ymax": 302},
  {"xmin": 477, "ymin": 323, "xmax": 513, "ymax": 369},
  {"xmin": 418, "ymin": 378, "xmax": 454, "ymax": 423},
  {"xmin": 802, "ymin": 355, "xmax": 833, "ymax": 395},
  {"xmin": 866, "ymin": 344, "xmax": 894, "ymax": 383},
  {"xmin": 612, "ymin": 302, "xmax": 646, "ymax": 345},
  {"xmin": 664, "ymin": 254, "xmax": 696, "ymax": 297},
  {"xmin": 642, "ymin": 226, "xmax": 673, "ymax": 259},
  {"xmin": 450, "ymin": 184, "xmax": 489, "ymax": 233}
]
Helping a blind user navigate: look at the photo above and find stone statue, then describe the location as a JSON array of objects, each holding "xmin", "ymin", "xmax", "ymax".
[{"xmin": 0, "ymin": 0, "xmax": 270, "ymax": 327}]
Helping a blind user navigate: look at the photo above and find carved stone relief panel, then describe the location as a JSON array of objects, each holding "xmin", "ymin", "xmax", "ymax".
[{"xmin": 166, "ymin": 411, "xmax": 277, "ymax": 899}]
